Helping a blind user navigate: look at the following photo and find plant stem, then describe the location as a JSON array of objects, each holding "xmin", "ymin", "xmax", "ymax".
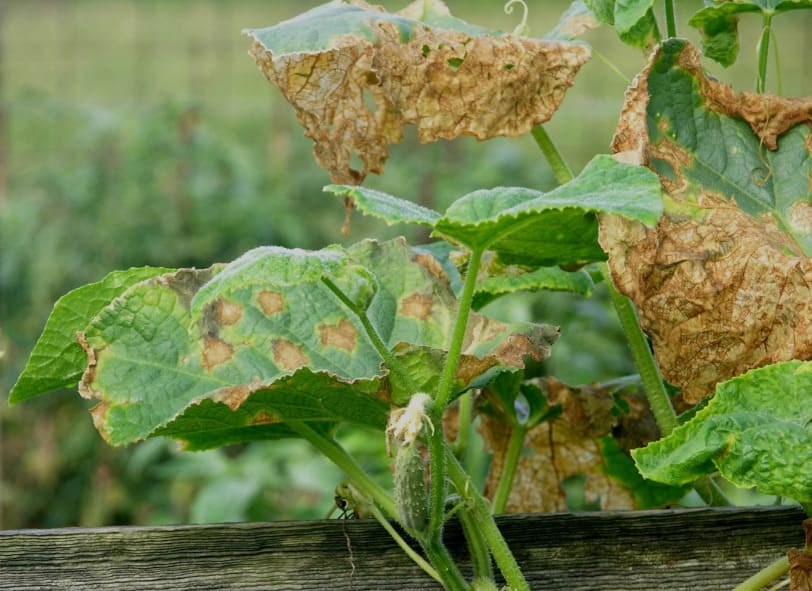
[
  {"xmin": 287, "ymin": 421, "xmax": 398, "ymax": 520},
  {"xmin": 422, "ymin": 537, "xmax": 472, "ymax": 591},
  {"xmin": 491, "ymin": 425, "xmax": 526, "ymax": 514},
  {"xmin": 600, "ymin": 264, "xmax": 678, "ymax": 436},
  {"xmin": 454, "ymin": 391, "xmax": 473, "ymax": 458},
  {"xmin": 322, "ymin": 276, "xmax": 418, "ymax": 393},
  {"xmin": 593, "ymin": 48, "xmax": 631, "ymax": 84},
  {"xmin": 446, "ymin": 446, "xmax": 530, "ymax": 591},
  {"xmin": 531, "ymin": 125, "xmax": 574, "ymax": 185},
  {"xmin": 756, "ymin": 13, "xmax": 773, "ymax": 93},
  {"xmin": 458, "ymin": 505, "xmax": 494, "ymax": 581},
  {"xmin": 367, "ymin": 504, "xmax": 443, "ymax": 585},
  {"xmin": 664, "ymin": 0, "xmax": 677, "ymax": 39},
  {"xmin": 733, "ymin": 556, "xmax": 789, "ymax": 591}
]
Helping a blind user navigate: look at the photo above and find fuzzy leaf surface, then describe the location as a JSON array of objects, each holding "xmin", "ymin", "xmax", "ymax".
[
  {"xmin": 9, "ymin": 267, "xmax": 171, "ymax": 404},
  {"xmin": 632, "ymin": 361, "xmax": 812, "ymax": 503}
]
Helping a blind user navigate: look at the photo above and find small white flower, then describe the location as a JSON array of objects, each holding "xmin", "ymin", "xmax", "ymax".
[{"xmin": 386, "ymin": 392, "xmax": 435, "ymax": 453}]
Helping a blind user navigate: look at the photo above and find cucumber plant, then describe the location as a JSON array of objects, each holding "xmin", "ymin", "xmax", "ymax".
[{"xmin": 9, "ymin": 1, "xmax": 812, "ymax": 589}]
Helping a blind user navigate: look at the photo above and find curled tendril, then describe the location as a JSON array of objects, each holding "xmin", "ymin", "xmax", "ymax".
[{"xmin": 504, "ymin": 0, "xmax": 529, "ymax": 36}]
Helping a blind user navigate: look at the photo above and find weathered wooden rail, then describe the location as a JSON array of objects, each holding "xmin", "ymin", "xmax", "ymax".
[{"xmin": 0, "ymin": 506, "xmax": 806, "ymax": 590}]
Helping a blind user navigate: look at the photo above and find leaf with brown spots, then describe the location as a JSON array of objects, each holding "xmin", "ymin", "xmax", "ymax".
[
  {"xmin": 600, "ymin": 39, "xmax": 812, "ymax": 403},
  {"xmin": 245, "ymin": 0, "xmax": 590, "ymax": 183}
]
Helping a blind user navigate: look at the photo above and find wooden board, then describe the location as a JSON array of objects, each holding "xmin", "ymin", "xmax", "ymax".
[{"xmin": 0, "ymin": 506, "xmax": 806, "ymax": 590}]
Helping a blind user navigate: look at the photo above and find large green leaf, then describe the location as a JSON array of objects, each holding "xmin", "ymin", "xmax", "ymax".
[
  {"xmin": 473, "ymin": 264, "xmax": 594, "ymax": 310},
  {"xmin": 329, "ymin": 155, "xmax": 663, "ymax": 267},
  {"xmin": 8, "ymin": 267, "xmax": 171, "ymax": 404},
  {"xmin": 689, "ymin": 1, "xmax": 812, "ymax": 67},
  {"xmin": 632, "ymin": 361, "xmax": 812, "ymax": 503},
  {"xmin": 79, "ymin": 238, "xmax": 557, "ymax": 447}
]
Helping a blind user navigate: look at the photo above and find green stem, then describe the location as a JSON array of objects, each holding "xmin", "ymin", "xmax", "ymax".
[
  {"xmin": 454, "ymin": 391, "xmax": 474, "ymax": 458},
  {"xmin": 600, "ymin": 264, "xmax": 678, "ymax": 436},
  {"xmin": 756, "ymin": 13, "xmax": 773, "ymax": 93},
  {"xmin": 367, "ymin": 504, "xmax": 443, "ymax": 585},
  {"xmin": 428, "ymin": 247, "xmax": 484, "ymax": 541},
  {"xmin": 446, "ymin": 446, "xmax": 529, "ymax": 591},
  {"xmin": 732, "ymin": 556, "xmax": 789, "ymax": 591},
  {"xmin": 491, "ymin": 425, "xmax": 526, "ymax": 514},
  {"xmin": 593, "ymin": 48, "xmax": 631, "ymax": 84},
  {"xmin": 322, "ymin": 277, "xmax": 418, "ymax": 393},
  {"xmin": 531, "ymin": 125, "xmax": 574, "ymax": 185},
  {"xmin": 288, "ymin": 422, "xmax": 398, "ymax": 520},
  {"xmin": 693, "ymin": 475, "xmax": 733, "ymax": 507},
  {"xmin": 458, "ymin": 505, "xmax": 494, "ymax": 581},
  {"xmin": 664, "ymin": 0, "xmax": 677, "ymax": 39},
  {"xmin": 422, "ymin": 537, "xmax": 471, "ymax": 591}
]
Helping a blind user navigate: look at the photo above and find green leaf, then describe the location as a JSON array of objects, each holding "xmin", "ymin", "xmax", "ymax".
[
  {"xmin": 473, "ymin": 265, "xmax": 594, "ymax": 310},
  {"xmin": 435, "ymin": 155, "xmax": 663, "ymax": 265},
  {"xmin": 647, "ymin": 39, "xmax": 812, "ymax": 256},
  {"xmin": 688, "ymin": 1, "xmax": 812, "ymax": 68},
  {"xmin": 79, "ymin": 238, "xmax": 557, "ymax": 447},
  {"xmin": 8, "ymin": 267, "xmax": 171, "ymax": 404},
  {"xmin": 324, "ymin": 184, "xmax": 441, "ymax": 228},
  {"xmin": 599, "ymin": 436, "xmax": 688, "ymax": 509},
  {"xmin": 583, "ymin": 0, "xmax": 660, "ymax": 48},
  {"xmin": 632, "ymin": 361, "xmax": 812, "ymax": 503}
]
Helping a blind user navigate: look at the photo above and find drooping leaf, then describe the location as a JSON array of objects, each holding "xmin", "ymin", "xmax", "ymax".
[
  {"xmin": 8, "ymin": 267, "xmax": 171, "ymax": 404},
  {"xmin": 688, "ymin": 1, "xmax": 812, "ymax": 67},
  {"xmin": 602, "ymin": 39, "xmax": 812, "ymax": 402},
  {"xmin": 329, "ymin": 155, "xmax": 663, "ymax": 267},
  {"xmin": 245, "ymin": 0, "xmax": 591, "ymax": 183},
  {"xmin": 632, "ymin": 361, "xmax": 812, "ymax": 503},
  {"xmin": 583, "ymin": 0, "xmax": 660, "ymax": 49},
  {"xmin": 78, "ymin": 238, "xmax": 557, "ymax": 447},
  {"xmin": 544, "ymin": 1, "xmax": 601, "ymax": 41},
  {"xmin": 480, "ymin": 376, "xmax": 664, "ymax": 511}
]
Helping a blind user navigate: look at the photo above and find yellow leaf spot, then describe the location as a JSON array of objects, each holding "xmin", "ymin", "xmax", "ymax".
[
  {"xmin": 203, "ymin": 335, "xmax": 234, "ymax": 372},
  {"xmin": 215, "ymin": 299, "xmax": 244, "ymax": 326},
  {"xmin": 273, "ymin": 339, "xmax": 309, "ymax": 371},
  {"xmin": 319, "ymin": 319, "xmax": 357, "ymax": 352},
  {"xmin": 400, "ymin": 293, "xmax": 433, "ymax": 320},
  {"xmin": 213, "ymin": 385, "xmax": 252, "ymax": 411},
  {"xmin": 258, "ymin": 290, "xmax": 285, "ymax": 316}
]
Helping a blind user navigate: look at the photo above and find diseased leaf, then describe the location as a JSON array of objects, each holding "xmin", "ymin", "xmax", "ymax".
[
  {"xmin": 78, "ymin": 238, "xmax": 557, "ymax": 447},
  {"xmin": 688, "ymin": 1, "xmax": 812, "ymax": 68},
  {"xmin": 9, "ymin": 267, "xmax": 171, "ymax": 404},
  {"xmin": 324, "ymin": 184, "xmax": 441, "ymax": 228},
  {"xmin": 480, "ymin": 376, "xmax": 665, "ymax": 511},
  {"xmin": 245, "ymin": 0, "xmax": 591, "ymax": 183},
  {"xmin": 632, "ymin": 361, "xmax": 812, "ymax": 503},
  {"xmin": 602, "ymin": 39, "xmax": 812, "ymax": 402}
]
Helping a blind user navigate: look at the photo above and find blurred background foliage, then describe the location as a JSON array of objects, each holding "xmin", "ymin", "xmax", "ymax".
[{"xmin": 1, "ymin": 0, "xmax": 809, "ymax": 529}]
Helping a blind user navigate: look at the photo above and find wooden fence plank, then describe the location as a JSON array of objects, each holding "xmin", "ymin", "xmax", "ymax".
[{"xmin": 0, "ymin": 506, "xmax": 806, "ymax": 590}]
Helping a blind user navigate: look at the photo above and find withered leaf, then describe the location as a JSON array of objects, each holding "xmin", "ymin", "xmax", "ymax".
[
  {"xmin": 601, "ymin": 39, "xmax": 812, "ymax": 403},
  {"xmin": 480, "ymin": 377, "xmax": 664, "ymax": 512},
  {"xmin": 245, "ymin": 0, "xmax": 590, "ymax": 183}
]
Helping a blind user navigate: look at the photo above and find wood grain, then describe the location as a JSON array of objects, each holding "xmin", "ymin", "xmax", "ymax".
[{"xmin": 0, "ymin": 506, "xmax": 806, "ymax": 590}]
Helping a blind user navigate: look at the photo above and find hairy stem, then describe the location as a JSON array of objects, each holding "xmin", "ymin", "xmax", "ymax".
[
  {"xmin": 458, "ymin": 504, "xmax": 494, "ymax": 581},
  {"xmin": 454, "ymin": 391, "xmax": 474, "ymax": 459},
  {"xmin": 756, "ymin": 13, "xmax": 773, "ymax": 93},
  {"xmin": 446, "ymin": 446, "xmax": 529, "ymax": 591},
  {"xmin": 491, "ymin": 425, "xmax": 526, "ymax": 514},
  {"xmin": 531, "ymin": 125, "xmax": 574, "ymax": 185},
  {"xmin": 733, "ymin": 556, "xmax": 789, "ymax": 591},
  {"xmin": 664, "ymin": 0, "xmax": 677, "ymax": 38},
  {"xmin": 288, "ymin": 422, "xmax": 398, "ymax": 520},
  {"xmin": 422, "ymin": 537, "xmax": 471, "ymax": 591}
]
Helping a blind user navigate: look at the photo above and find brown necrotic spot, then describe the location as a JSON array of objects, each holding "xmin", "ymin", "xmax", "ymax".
[
  {"xmin": 319, "ymin": 319, "xmax": 358, "ymax": 352},
  {"xmin": 203, "ymin": 335, "xmax": 234, "ymax": 372},
  {"xmin": 213, "ymin": 384, "xmax": 252, "ymax": 411},
  {"xmin": 258, "ymin": 290, "xmax": 285, "ymax": 316},
  {"xmin": 250, "ymin": 410, "xmax": 280, "ymax": 425},
  {"xmin": 214, "ymin": 299, "xmax": 244, "ymax": 326},
  {"xmin": 400, "ymin": 293, "xmax": 434, "ymax": 320},
  {"xmin": 272, "ymin": 339, "xmax": 309, "ymax": 371}
]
